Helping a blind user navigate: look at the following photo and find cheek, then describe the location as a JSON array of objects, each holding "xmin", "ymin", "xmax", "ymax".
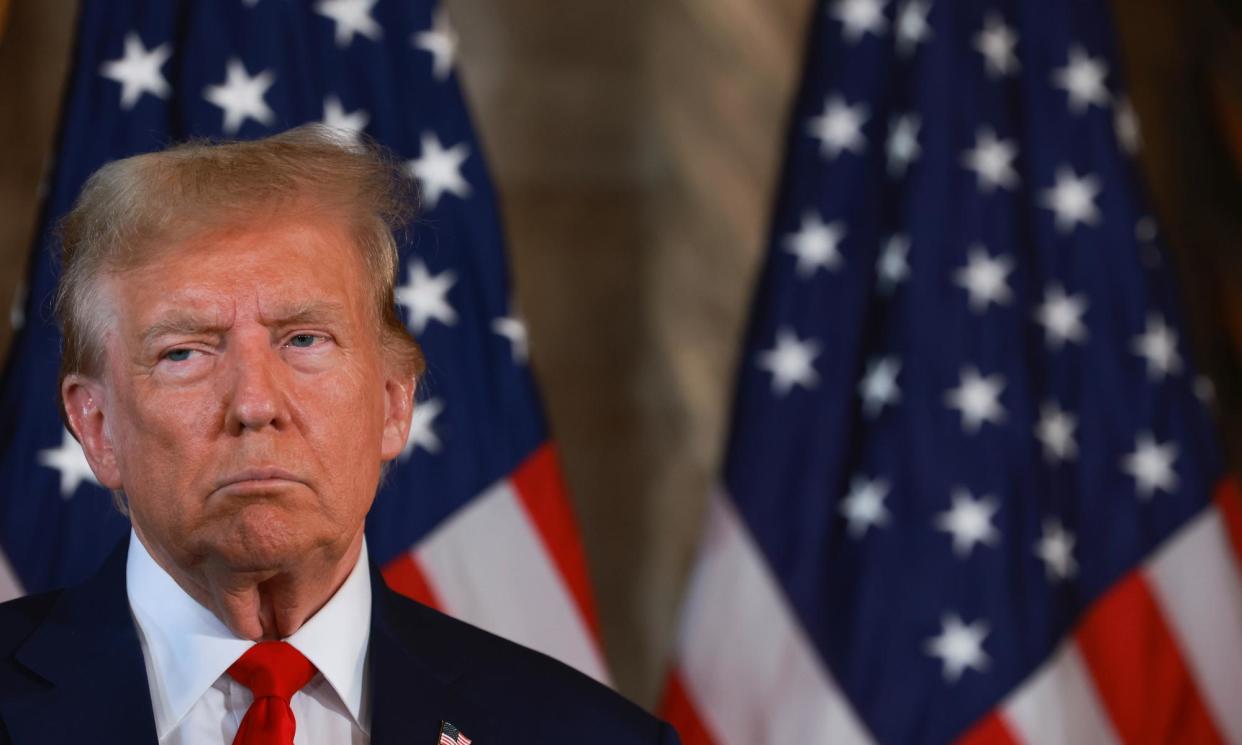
[
  {"xmin": 110, "ymin": 386, "xmax": 222, "ymax": 490},
  {"xmin": 296, "ymin": 368, "xmax": 387, "ymax": 499},
  {"xmin": 134, "ymin": 390, "xmax": 220, "ymax": 442},
  {"xmin": 308, "ymin": 362, "xmax": 387, "ymax": 430}
]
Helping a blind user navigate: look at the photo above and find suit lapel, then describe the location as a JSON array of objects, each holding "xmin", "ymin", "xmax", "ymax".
[
  {"xmin": 3, "ymin": 549, "xmax": 488, "ymax": 745},
  {"xmin": 1, "ymin": 542, "xmax": 158, "ymax": 745},
  {"xmin": 367, "ymin": 567, "xmax": 490, "ymax": 745}
]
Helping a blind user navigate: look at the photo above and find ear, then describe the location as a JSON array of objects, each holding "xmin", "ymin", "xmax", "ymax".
[
  {"xmin": 61, "ymin": 374, "xmax": 123, "ymax": 489},
  {"xmin": 379, "ymin": 371, "xmax": 416, "ymax": 462}
]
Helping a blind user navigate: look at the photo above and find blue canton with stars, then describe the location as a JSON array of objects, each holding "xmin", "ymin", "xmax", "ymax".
[
  {"xmin": 0, "ymin": 0, "xmax": 546, "ymax": 591},
  {"xmin": 725, "ymin": 0, "xmax": 1224, "ymax": 742}
]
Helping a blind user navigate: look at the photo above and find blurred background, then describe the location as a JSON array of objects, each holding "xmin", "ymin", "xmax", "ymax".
[{"xmin": 1, "ymin": 0, "xmax": 1240, "ymax": 711}]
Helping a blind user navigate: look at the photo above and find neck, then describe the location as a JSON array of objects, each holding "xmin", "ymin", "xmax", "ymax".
[{"xmin": 134, "ymin": 527, "xmax": 365, "ymax": 641}]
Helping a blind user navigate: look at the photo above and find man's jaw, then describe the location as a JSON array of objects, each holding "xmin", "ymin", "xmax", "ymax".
[{"xmin": 133, "ymin": 521, "xmax": 366, "ymax": 640}]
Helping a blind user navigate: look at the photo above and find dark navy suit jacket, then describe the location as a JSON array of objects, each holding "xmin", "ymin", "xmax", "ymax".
[{"xmin": 0, "ymin": 542, "xmax": 680, "ymax": 745}]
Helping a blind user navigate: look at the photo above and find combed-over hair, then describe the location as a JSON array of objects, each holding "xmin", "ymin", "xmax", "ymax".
[{"xmin": 54, "ymin": 124, "xmax": 425, "ymax": 405}]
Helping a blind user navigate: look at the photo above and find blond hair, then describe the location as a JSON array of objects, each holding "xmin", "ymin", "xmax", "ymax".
[{"xmin": 55, "ymin": 125, "xmax": 424, "ymax": 402}]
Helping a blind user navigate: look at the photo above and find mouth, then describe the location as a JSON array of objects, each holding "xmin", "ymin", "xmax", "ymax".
[{"xmin": 215, "ymin": 467, "xmax": 305, "ymax": 493}]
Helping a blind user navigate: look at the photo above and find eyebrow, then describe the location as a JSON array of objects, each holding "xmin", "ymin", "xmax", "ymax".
[
  {"xmin": 262, "ymin": 301, "xmax": 350, "ymax": 330},
  {"xmin": 139, "ymin": 301, "xmax": 349, "ymax": 347},
  {"xmin": 140, "ymin": 313, "xmax": 230, "ymax": 347}
]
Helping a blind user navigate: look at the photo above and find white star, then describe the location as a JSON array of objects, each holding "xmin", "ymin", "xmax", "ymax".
[
  {"xmin": 99, "ymin": 32, "xmax": 171, "ymax": 110},
  {"xmin": 925, "ymin": 613, "xmax": 991, "ymax": 683},
  {"xmin": 1033, "ymin": 284, "xmax": 1089, "ymax": 349},
  {"xmin": 395, "ymin": 259, "xmax": 458, "ymax": 334},
  {"xmin": 412, "ymin": 8, "xmax": 458, "ymax": 81},
  {"xmin": 407, "ymin": 132, "xmax": 471, "ymax": 209},
  {"xmin": 38, "ymin": 428, "xmax": 100, "ymax": 499},
  {"xmin": 314, "ymin": 0, "xmax": 383, "ymax": 48},
  {"xmin": 1121, "ymin": 433, "xmax": 1179, "ymax": 499},
  {"xmin": 1035, "ymin": 402, "xmax": 1078, "ymax": 463},
  {"xmin": 1041, "ymin": 166, "xmax": 1101, "ymax": 233},
  {"xmin": 974, "ymin": 14, "xmax": 1019, "ymax": 78},
  {"xmin": 1132, "ymin": 314, "xmax": 1182, "ymax": 380},
  {"xmin": 492, "ymin": 315, "xmax": 529, "ymax": 364},
  {"xmin": 841, "ymin": 476, "xmax": 891, "ymax": 538},
  {"xmin": 321, "ymin": 95, "xmax": 369, "ymax": 144},
  {"xmin": 961, "ymin": 128, "xmax": 1019, "ymax": 193},
  {"xmin": 203, "ymin": 58, "xmax": 276, "ymax": 135},
  {"xmin": 887, "ymin": 114, "xmax": 921, "ymax": 177},
  {"xmin": 945, "ymin": 367, "xmax": 1006, "ymax": 433},
  {"xmin": 954, "ymin": 245, "xmax": 1013, "ymax": 313},
  {"xmin": 757, "ymin": 328, "xmax": 821, "ymax": 396},
  {"xmin": 807, "ymin": 96, "xmax": 868, "ymax": 160},
  {"xmin": 402, "ymin": 397, "xmax": 444, "ymax": 458},
  {"xmin": 830, "ymin": 0, "xmax": 887, "ymax": 42},
  {"xmin": 784, "ymin": 211, "xmax": 845, "ymax": 277},
  {"xmin": 1053, "ymin": 46, "xmax": 1110, "ymax": 114},
  {"xmin": 859, "ymin": 356, "xmax": 901, "ymax": 418},
  {"xmin": 935, "ymin": 488, "xmax": 1001, "ymax": 557},
  {"xmin": 1115, "ymin": 97, "xmax": 1141, "ymax": 154},
  {"xmin": 895, "ymin": 0, "xmax": 932, "ymax": 56},
  {"xmin": 876, "ymin": 234, "xmax": 910, "ymax": 293},
  {"xmin": 1034, "ymin": 519, "xmax": 1078, "ymax": 582}
]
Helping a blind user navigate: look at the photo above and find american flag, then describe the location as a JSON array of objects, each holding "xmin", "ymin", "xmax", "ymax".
[
  {"xmin": 663, "ymin": 1, "xmax": 1242, "ymax": 744},
  {"xmin": 0, "ymin": 0, "xmax": 607, "ymax": 684},
  {"xmin": 439, "ymin": 721, "xmax": 473, "ymax": 745}
]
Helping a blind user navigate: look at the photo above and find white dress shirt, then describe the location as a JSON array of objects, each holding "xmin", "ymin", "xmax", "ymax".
[{"xmin": 126, "ymin": 531, "xmax": 372, "ymax": 744}]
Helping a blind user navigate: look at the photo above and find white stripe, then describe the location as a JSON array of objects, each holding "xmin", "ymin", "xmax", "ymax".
[
  {"xmin": 415, "ymin": 479, "xmax": 610, "ymax": 684},
  {"xmin": 1146, "ymin": 504, "xmax": 1242, "ymax": 745},
  {"xmin": 1002, "ymin": 641, "xmax": 1121, "ymax": 745},
  {"xmin": 674, "ymin": 490, "xmax": 875, "ymax": 745},
  {"xmin": 0, "ymin": 548, "xmax": 22, "ymax": 603}
]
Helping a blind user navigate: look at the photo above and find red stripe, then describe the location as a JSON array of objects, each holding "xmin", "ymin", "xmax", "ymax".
[
  {"xmin": 510, "ymin": 442, "xmax": 602, "ymax": 637},
  {"xmin": 658, "ymin": 670, "xmax": 718, "ymax": 745},
  {"xmin": 954, "ymin": 712, "xmax": 1023, "ymax": 745},
  {"xmin": 381, "ymin": 551, "xmax": 443, "ymax": 609},
  {"xmin": 1214, "ymin": 477, "xmax": 1242, "ymax": 566},
  {"xmin": 1075, "ymin": 572, "xmax": 1225, "ymax": 745}
]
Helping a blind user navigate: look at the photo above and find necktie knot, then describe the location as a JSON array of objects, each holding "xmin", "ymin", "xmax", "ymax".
[{"xmin": 228, "ymin": 641, "xmax": 317, "ymax": 702}]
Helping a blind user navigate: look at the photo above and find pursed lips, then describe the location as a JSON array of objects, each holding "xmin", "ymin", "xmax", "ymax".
[{"xmin": 214, "ymin": 467, "xmax": 305, "ymax": 492}]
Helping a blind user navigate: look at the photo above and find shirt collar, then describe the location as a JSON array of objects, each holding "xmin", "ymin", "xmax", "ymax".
[
  {"xmin": 285, "ymin": 538, "xmax": 372, "ymax": 730},
  {"xmin": 126, "ymin": 531, "xmax": 372, "ymax": 739}
]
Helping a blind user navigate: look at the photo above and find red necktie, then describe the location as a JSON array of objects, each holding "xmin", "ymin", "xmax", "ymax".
[{"xmin": 227, "ymin": 641, "xmax": 318, "ymax": 745}]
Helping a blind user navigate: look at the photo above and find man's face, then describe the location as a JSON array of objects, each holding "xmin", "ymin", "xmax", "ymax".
[{"xmin": 66, "ymin": 214, "xmax": 413, "ymax": 576}]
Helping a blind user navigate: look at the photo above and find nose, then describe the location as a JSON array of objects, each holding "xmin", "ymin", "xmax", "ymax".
[{"xmin": 224, "ymin": 338, "xmax": 287, "ymax": 434}]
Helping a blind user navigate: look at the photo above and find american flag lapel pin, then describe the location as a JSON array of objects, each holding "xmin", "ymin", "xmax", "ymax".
[{"xmin": 438, "ymin": 721, "xmax": 473, "ymax": 745}]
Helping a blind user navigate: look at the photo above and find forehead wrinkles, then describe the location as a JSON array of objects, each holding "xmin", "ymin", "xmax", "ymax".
[
  {"xmin": 123, "ymin": 279, "xmax": 240, "ymax": 326},
  {"xmin": 106, "ymin": 217, "xmax": 378, "ymax": 337},
  {"xmin": 97, "ymin": 269, "xmax": 230, "ymax": 357}
]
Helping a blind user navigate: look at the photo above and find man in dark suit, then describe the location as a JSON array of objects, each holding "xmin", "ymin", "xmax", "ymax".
[{"xmin": 0, "ymin": 125, "xmax": 680, "ymax": 745}]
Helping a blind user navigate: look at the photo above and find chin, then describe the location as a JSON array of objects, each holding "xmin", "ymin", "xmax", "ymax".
[{"xmin": 207, "ymin": 503, "xmax": 329, "ymax": 572}]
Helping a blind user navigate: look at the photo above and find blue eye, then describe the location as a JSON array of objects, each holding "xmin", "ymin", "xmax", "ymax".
[
  {"xmin": 165, "ymin": 349, "xmax": 194, "ymax": 362},
  {"xmin": 289, "ymin": 334, "xmax": 319, "ymax": 348}
]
